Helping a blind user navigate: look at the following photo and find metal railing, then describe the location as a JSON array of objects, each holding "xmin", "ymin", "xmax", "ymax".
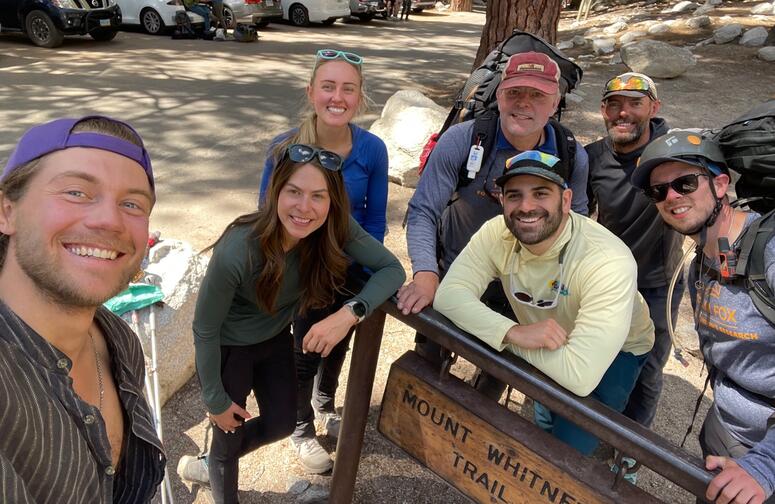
[{"xmin": 328, "ymin": 297, "xmax": 713, "ymax": 503}]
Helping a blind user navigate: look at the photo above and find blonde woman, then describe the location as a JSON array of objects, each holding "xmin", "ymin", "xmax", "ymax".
[{"xmin": 258, "ymin": 48, "xmax": 389, "ymax": 475}]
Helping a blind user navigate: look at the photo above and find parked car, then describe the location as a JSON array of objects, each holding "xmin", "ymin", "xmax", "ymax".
[
  {"xmin": 282, "ymin": 0, "xmax": 347, "ymax": 26},
  {"xmin": 247, "ymin": 0, "xmax": 281, "ymax": 27},
  {"xmin": 114, "ymin": 0, "xmax": 202, "ymax": 34},
  {"xmin": 348, "ymin": 0, "xmax": 380, "ymax": 21},
  {"xmin": 409, "ymin": 0, "xmax": 433, "ymax": 11},
  {"xmin": 0, "ymin": 0, "xmax": 121, "ymax": 47}
]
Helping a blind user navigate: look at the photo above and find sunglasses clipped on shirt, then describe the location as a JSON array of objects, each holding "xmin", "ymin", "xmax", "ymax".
[
  {"xmin": 645, "ymin": 173, "xmax": 709, "ymax": 203},
  {"xmin": 286, "ymin": 144, "xmax": 344, "ymax": 172},
  {"xmin": 603, "ymin": 74, "xmax": 656, "ymax": 100},
  {"xmin": 316, "ymin": 49, "xmax": 363, "ymax": 65},
  {"xmin": 509, "ymin": 238, "xmax": 570, "ymax": 310}
]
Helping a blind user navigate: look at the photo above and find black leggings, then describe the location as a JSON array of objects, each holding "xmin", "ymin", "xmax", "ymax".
[
  {"xmin": 292, "ymin": 292, "xmax": 354, "ymax": 441},
  {"xmin": 208, "ymin": 329, "xmax": 297, "ymax": 504}
]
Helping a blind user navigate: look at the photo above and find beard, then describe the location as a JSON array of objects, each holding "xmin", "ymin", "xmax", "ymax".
[
  {"xmin": 14, "ymin": 230, "xmax": 138, "ymax": 309},
  {"xmin": 607, "ymin": 120, "xmax": 647, "ymax": 149},
  {"xmin": 504, "ymin": 199, "xmax": 564, "ymax": 245}
]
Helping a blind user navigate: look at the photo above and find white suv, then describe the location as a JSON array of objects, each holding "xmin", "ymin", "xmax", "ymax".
[{"xmin": 282, "ymin": 0, "xmax": 348, "ymax": 26}]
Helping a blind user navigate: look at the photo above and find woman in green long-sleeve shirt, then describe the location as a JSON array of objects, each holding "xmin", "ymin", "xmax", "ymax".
[{"xmin": 179, "ymin": 144, "xmax": 405, "ymax": 503}]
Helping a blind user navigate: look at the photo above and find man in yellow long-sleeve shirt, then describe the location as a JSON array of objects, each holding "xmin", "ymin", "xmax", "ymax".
[{"xmin": 434, "ymin": 150, "xmax": 654, "ymax": 455}]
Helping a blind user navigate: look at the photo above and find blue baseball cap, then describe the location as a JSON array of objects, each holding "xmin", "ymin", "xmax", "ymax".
[
  {"xmin": 2, "ymin": 115, "xmax": 154, "ymax": 191},
  {"xmin": 496, "ymin": 150, "xmax": 566, "ymax": 188}
]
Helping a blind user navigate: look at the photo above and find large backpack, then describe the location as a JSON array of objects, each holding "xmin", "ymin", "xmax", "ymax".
[
  {"xmin": 711, "ymin": 100, "xmax": 775, "ymax": 324},
  {"xmin": 714, "ymin": 99, "xmax": 775, "ymax": 215},
  {"xmin": 417, "ymin": 30, "xmax": 584, "ymax": 184}
]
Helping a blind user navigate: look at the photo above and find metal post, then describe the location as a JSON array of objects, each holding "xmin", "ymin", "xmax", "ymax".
[{"xmin": 329, "ymin": 309, "xmax": 387, "ymax": 503}]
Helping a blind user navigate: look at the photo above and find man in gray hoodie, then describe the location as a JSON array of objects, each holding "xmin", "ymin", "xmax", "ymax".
[{"xmin": 585, "ymin": 72, "xmax": 684, "ymax": 434}]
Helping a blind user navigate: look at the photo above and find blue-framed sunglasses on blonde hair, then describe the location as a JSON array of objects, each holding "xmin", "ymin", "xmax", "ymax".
[
  {"xmin": 286, "ymin": 144, "xmax": 344, "ymax": 172},
  {"xmin": 316, "ymin": 49, "xmax": 363, "ymax": 65}
]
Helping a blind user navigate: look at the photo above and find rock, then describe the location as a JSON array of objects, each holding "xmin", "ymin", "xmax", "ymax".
[
  {"xmin": 557, "ymin": 40, "xmax": 574, "ymax": 50},
  {"xmin": 592, "ymin": 37, "xmax": 617, "ymax": 54},
  {"xmin": 695, "ymin": 37, "xmax": 715, "ymax": 47},
  {"xmin": 751, "ymin": 2, "xmax": 774, "ymax": 14},
  {"xmin": 121, "ymin": 239, "xmax": 209, "ymax": 407},
  {"xmin": 685, "ymin": 15, "xmax": 711, "ymax": 28},
  {"xmin": 296, "ymin": 485, "xmax": 329, "ymax": 504},
  {"xmin": 287, "ymin": 478, "xmax": 312, "ymax": 495},
  {"xmin": 740, "ymin": 26, "xmax": 769, "ymax": 46},
  {"xmin": 713, "ymin": 23, "xmax": 743, "ymax": 44},
  {"xmin": 370, "ymin": 90, "xmax": 446, "ymax": 188},
  {"xmin": 604, "ymin": 21, "xmax": 628, "ymax": 34},
  {"xmin": 758, "ymin": 46, "xmax": 775, "ymax": 61},
  {"xmin": 647, "ymin": 22, "xmax": 672, "ymax": 35},
  {"xmin": 666, "ymin": 0, "xmax": 699, "ymax": 12},
  {"xmin": 621, "ymin": 39, "xmax": 697, "ymax": 78},
  {"xmin": 620, "ymin": 30, "xmax": 647, "ymax": 44},
  {"xmin": 694, "ymin": 4, "xmax": 715, "ymax": 14},
  {"xmin": 572, "ymin": 35, "xmax": 587, "ymax": 46},
  {"xmin": 610, "ymin": 53, "xmax": 623, "ymax": 65},
  {"xmin": 565, "ymin": 92, "xmax": 584, "ymax": 104},
  {"xmin": 706, "ymin": 0, "xmax": 722, "ymax": 5},
  {"xmin": 767, "ymin": 26, "xmax": 775, "ymax": 45}
]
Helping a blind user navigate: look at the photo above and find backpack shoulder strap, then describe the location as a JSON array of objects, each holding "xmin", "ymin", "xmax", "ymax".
[
  {"xmin": 456, "ymin": 111, "xmax": 499, "ymax": 191},
  {"xmin": 738, "ymin": 210, "xmax": 775, "ymax": 324},
  {"xmin": 548, "ymin": 118, "xmax": 577, "ymax": 183}
]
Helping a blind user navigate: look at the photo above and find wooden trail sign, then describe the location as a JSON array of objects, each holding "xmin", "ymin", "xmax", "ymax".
[{"xmin": 379, "ymin": 351, "xmax": 660, "ymax": 504}]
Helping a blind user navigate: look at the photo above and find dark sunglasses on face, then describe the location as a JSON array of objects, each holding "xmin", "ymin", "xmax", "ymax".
[
  {"xmin": 645, "ymin": 173, "xmax": 709, "ymax": 203},
  {"xmin": 286, "ymin": 144, "xmax": 343, "ymax": 172}
]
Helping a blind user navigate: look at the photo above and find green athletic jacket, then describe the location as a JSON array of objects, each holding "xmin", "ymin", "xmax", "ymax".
[{"xmin": 193, "ymin": 217, "xmax": 405, "ymax": 414}]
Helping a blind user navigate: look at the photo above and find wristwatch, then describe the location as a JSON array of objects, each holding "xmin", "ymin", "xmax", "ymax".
[{"xmin": 344, "ymin": 300, "xmax": 366, "ymax": 324}]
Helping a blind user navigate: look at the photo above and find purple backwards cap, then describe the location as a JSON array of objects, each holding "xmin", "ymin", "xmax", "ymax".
[{"xmin": 2, "ymin": 115, "xmax": 154, "ymax": 191}]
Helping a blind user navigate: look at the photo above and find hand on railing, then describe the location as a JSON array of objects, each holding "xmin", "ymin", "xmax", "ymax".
[
  {"xmin": 396, "ymin": 271, "xmax": 439, "ymax": 315},
  {"xmin": 704, "ymin": 456, "xmax": 767, "ymax": 504}
]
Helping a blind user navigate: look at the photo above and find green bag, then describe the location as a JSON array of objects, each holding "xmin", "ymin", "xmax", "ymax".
[{"xmin": 104, "ymin": 283, "xmax": 164, "ymax": 316}]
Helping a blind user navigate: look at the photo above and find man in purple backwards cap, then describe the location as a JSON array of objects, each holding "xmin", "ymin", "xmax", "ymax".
[{"xmin": 0, "ymin": 116, "xmax": 165, "ymax": 503}]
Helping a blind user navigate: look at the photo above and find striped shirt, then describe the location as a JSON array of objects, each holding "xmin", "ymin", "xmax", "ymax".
[{"xmin": 0, "ymin": 302, "xmax": 166, "ymax": 503}]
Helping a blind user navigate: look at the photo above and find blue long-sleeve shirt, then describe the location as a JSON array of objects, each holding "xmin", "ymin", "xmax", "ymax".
[{"xmin": 259, "ymin": 124, "xmax": 389, "ymax": 242}]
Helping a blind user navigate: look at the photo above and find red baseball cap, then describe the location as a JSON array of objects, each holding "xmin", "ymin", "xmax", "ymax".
[{"xmin": 498, "ymin": 52, "xmax": 560, "ymax": 95}]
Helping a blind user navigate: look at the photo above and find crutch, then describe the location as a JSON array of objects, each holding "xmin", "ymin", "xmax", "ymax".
[{"xmin": 132, "ymin": 307, "xmax": 174, "ymax": 504}]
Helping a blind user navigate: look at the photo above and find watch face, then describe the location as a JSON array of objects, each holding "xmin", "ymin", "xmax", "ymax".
[{"xmin": 351, "ymin": 302, "xmax": 366, "ymax": 318}]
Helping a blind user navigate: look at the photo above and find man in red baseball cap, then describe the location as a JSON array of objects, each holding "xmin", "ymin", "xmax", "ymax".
[{"xmin": 400, "ymin": 50, "xmax": 589, "ymax": 399}]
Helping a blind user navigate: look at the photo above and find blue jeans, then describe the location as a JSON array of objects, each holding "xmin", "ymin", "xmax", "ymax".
[
  {"xmin": 187, "ymin": 4, "xmax": 211, "ymax": 31},
  {"xmin": 534, "ymin": 350, "xmax": 649, "ymax": 455},
  {"xmin": 623, "ymin": 278, "xmax": 685, "ymax": 427}
]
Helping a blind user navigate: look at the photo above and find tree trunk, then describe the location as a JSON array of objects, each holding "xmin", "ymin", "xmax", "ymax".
[
  {"xmin": 473, "ymin": 0, "xmax": 562, "ymax": 68},
  {"xmin": 451, "ymin": 0, "xmax": 473, "ymax": 11}
]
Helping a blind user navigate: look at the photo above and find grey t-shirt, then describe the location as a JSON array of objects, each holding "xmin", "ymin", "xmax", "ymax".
[{"xmin": 689, "ymin": 212, "xmax": 775, "ymax": 496}]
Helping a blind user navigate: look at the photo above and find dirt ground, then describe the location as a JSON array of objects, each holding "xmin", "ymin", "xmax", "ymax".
[
  {"xmin": 159, "ymin": 4, "xmax": 773, "ymax": 503},
  {"xmin": 2, "ymin": 1, "xmax": 772, "ymax": 502}
]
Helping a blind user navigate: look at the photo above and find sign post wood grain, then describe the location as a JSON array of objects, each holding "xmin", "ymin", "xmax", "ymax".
[{"xmin": 379, "ymin": 351, "xmax": 661, "ymax": 504}]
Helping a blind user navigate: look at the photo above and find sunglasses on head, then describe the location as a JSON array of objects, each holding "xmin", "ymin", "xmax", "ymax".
[
  {"xmin": 645, "ymin": 173, "xmax": 709, "ymax": 203},
  {"xmin": 604, "ymin": 74, "xmax": 656, "ymax": 99},
  {"xmin": 286, "ymin": 144, "xmax": 343, "ymax": 172},
  {"xmin": 316, "ymin": 49, "xmax": 363, "ymax": 65}
]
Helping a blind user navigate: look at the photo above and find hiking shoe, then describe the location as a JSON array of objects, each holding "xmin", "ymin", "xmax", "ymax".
[
  {"xmin": 294, "ymin": 438, "xmax": 333, "ymax": 474},
  {"xmin": 317, "ymin": 411, "xmax": 342, "ymax": 439},
  {"xmin": 177, "ymin": 454, "xmax": 210, "ymax": 487},
  {"xmin": 610, "ymin": 456, "xmax": 638, "ymax": 485}
]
